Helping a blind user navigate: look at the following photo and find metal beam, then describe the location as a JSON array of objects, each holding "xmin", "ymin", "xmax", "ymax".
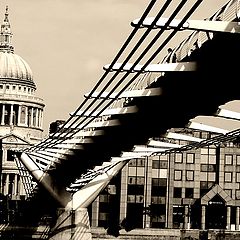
[
  {"xmin": 84, "ymin": 88, "xmax": 162, "ymax": 99},
  {"xmin": 63, "ymin": 119, "xmax": 120, "ymax": 129},
  {"xmin": 70, "ymin": 106, "xmax": 138, "ymax": 117},
  {"xmin": 164, "ymin": 131, "xmax": 203, "ymax": 142},
  {"xmin": 19, "ymin": 153, "xmax": 71, "ymax": 207},
  {"xmin": 103, "ymin": 61, "xmax": 197, "ymax": 72},
  {"xmin": 131, "ymin": 17, "xmax": 240, "ymax": 33},
  {"xmin": 148, "ymin": 139, "xmax": 182, "ymax": 148},
  {"xmin": 217, "ymin": 108, "xmax": 240, "ymax": 120},
  {"xmin": 133, "ymin": 145, "xmax": 169, "ymax": 153},
  {"xmin": 188, "ymin": 121, "xmax": 229, "ymax": 134},
  {"xmin": 65, "ymin": 159, "xmax": 129, "ymax": 209}
]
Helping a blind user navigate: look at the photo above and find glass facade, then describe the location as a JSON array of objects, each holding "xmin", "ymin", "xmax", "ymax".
[{"xmin": 89, "ymin": 141, "xmax": 240, "ymax": 231}]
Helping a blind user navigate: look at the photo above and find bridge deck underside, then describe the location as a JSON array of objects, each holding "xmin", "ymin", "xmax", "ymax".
[{"xmin": 47, "ymin": 32, "xmax": 240, "ymax": 190}]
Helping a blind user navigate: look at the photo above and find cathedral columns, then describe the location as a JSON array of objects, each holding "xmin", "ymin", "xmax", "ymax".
[
  {"xmin": 36, "ymin": 108, "xmax": 39, "ymax": 127},
  {"xmin": 1, "ymin": 104, "xmax": 5, "ymax": 125},
  {"xmin": 17, "ymin": 105, "xmax": 21, "ymax": 125},
  {"xmin": 9, "ymin": 103, "xmax": 13, "ymax": 125},
  {"xmin": 24, "ymin": 106, "xmax": 28, "ymax": 126},
  {"xmin": 0, "ymin": 104, "xmax": 43, "ymax": 128},
  {"xmin": 5, "ymin": 173, "xmax": 9, "ymax": 195},
  {"xmin": 14, "ymin": 174, "xmax": 19, "ymax": 196},
  {"xmin": 30, "ymin": 107, "xmax": 34, "ymax": 127}
]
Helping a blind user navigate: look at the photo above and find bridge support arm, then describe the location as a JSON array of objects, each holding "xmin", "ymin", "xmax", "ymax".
[
  {"xmin": 66, "ymin": 159, "xmax": 128, "ymax": 210},
  {"xmin": 20, "ymin": 152, "xmax": 71, "ymax": 207},
  {"xmin": 49, "ymin": 159, "xmax": 129, "ymax": 240},
  {"xmin": 49, "ymin": 208, "xmax": 92, "ymax": 240}
]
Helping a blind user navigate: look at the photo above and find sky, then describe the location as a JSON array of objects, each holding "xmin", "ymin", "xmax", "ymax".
[{"xmin": 0, "ymin": 0, "xmax": 229, "ymax": 136}]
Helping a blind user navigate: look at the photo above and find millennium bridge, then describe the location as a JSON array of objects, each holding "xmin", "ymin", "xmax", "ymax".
[{"xmin": 8, "ymin": 0, "xmax": 240, "ymax": 239}]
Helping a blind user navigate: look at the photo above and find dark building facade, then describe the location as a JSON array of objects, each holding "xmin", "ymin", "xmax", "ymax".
[{"xmin": 90, "ymin": 129, "xmax": 240, "ymax": 232}]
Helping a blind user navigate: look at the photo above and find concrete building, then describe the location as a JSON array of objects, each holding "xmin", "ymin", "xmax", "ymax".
[
  {"xmin": 0, "ymin": 6, "xmax": 44, "ymax": 222},
  {"xmin": 90, "ymin": 128, "xmax": 240, "ymax": 232}
]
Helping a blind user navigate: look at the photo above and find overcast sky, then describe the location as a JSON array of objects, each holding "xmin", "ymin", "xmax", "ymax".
[{"xmin": 0, "ymin": 1, "xmax": 228, "ymax": 136}]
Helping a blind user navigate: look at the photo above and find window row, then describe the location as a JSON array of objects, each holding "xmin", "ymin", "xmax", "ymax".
[
  {"xmin": 128, "ymin": 158, "xmax": 145, "ymax": 167},
  {"xmin": 0, "ymin": 84, "xmax": 34, "ymax": 95},
  {"xmin": 173, "ymin": 187, "xmax": 194, "ymax": 198},
  {"xmin": 175, "ymin": 170, "xmax": 238, "ymax": 183},
  {"xmin": 174, "ymin": 170, "xmax": 194, "ymax": 181},
  {"xmin": 174, "ymin": 153, "xmax": 195, "ymax": 164}
]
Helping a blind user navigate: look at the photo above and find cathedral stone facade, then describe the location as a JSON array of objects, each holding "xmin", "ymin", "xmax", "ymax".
[{"xmin": 0, "ymin": 7, "xmax": 44, "ymax": 222}]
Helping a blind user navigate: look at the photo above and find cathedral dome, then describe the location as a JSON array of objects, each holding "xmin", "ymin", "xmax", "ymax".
[
  {"xmin": 0, "ymin": 6, "xmax": 36, "ymax": 88},
  {"xmin": 0, "ymin": 51, "xmax": 35, "ymax": 88}
]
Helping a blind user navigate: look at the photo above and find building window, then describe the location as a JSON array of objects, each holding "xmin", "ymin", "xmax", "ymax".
[
  {"xmin": 201, "ymin": 147, "xmax": 216, "ymax": 164},
  {"xmin": 152, "ymin": 178, "xmax": 167, "ymax": 187},
  {"xmin": 186, "ymin": 153, "xmax": 195, "ymax": 164},
  {"xmin": 136, "ymin": 176, "xmax": 145, "ymax": 185},
  {"xmin": 175, "ymin": 153, "xmax": 183, "ymax": 163},
  {"xmin": 152, "ymin": 178, "xmax": 167, "ymax": 197},
  {"xmin": 7, "ymin": 150, "xmax": 14, "ymax": 161},
  {"xmin": 128, "ymin": 177, "xmax": 144, "ymax": 185},
  {"xmin": 236, "ymin": 190, "xmax": 240, "ymax": 200},
  {"xmin": 237, "ymin": 155, "xmax": 240, "ymax": 166},
  {"xmin": 152, "ymin": 160, "xmax": 160, "ymax": 169},
  {"xmin": 129, "ymin": 158, "xmax": 145, "ymax": 167},
  {"xmin": 200, "ymin": 181, "xmax": 214, "ymax": 190},
  {"xmin": 225, "ymin": 155, "xmax": 233, "ymax": 165},
  {"xmin": 224, "ymin": 172, "xmax": 232, "ymax": 182},
  {"xmin": 99, "ymin": 194, "xmax": 110, "ymax": 203},
  {"xmin": 185, "ymin": 188, "xmax": 194, "ymax": 198},
  {"xmin": 150, "ymin": 205, "xmax": 166, "ymax": 228},
  {"xmin": 174, "ymin": 170, "xmax": 182, "ymax": 181},
  {"xmin": 160, "ymin": 161, "xmax": 168, "ymax": 168},
  {"xmin": 99, "ymin": 212, "xmax": 108, "ymax": 221},
  {"xmin": 127, "ymin": 195, "xmax": 135, "ymax": 203},
  {"xmin": 237, "ymin": 173, "xmax": 240, "ymax": 183},
  {"xmin": 200, "ymin": 181, "xmax": 215, "ymax": 196},
  {"xmin": 186, "ymin": 170, "xmax": 194, "ymax": 181},
  {"xmin": 128, "ymin": 177, "xmax": 136, "ymax": 185},
  {"xmin": 151, "ymin": 196, "xmax": 166, "ymax": 204},
  {"xmin": 136, "ymin": 195, "xmax": 144, "ymax": 203},
  {"xmin": 201, "ymin": 164, "xmax": 216, "ymax": 172},
  {"xmin": 127, "ymin": 194, "xmax": 144, "ymax": 203},
  {"xmin": 173, "ymin": 205, "xmax": 184, "ymax": 228},
  {"xmin": 152, "ymin": 160, "xmax": 168, "ymax": 169},
  {"xmin": 174, "ymin": 187, "xmax": 182, "ymax": 198}
]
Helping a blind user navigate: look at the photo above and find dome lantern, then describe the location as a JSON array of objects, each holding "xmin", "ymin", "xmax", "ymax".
[{"xmin": 0, "ymin": 6, "xmax": 14, "ymax": 53}]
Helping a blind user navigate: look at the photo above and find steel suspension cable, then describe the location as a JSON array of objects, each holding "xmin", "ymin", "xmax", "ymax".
[
  {"xmin": 43, "ymin": 0, "xmax": 202, "ymax": 149},
  {"xmin": 28, "ymin": 0, "xmax": 159, "ymax": 151},
  {"xmin": 70, "ymin": 0, "xmax": 203, "ymax": 136},
  {"xmin": 36, "ymin": 0, "xmax": 186, "ymax": 149}
]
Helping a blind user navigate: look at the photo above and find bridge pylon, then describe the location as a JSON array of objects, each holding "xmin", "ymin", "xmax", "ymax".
[{"xmin": 49, "ymin": 208, "xmax": 92, "ymax": 240}]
